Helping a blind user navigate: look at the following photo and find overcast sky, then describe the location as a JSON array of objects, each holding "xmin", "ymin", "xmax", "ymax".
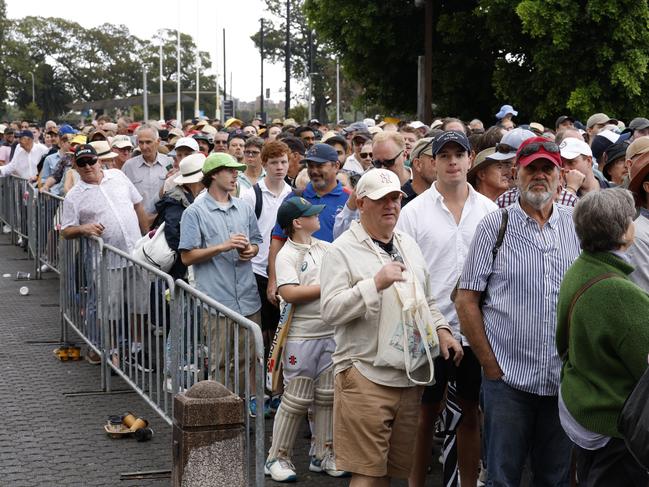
[{"xmin": 6, "ymin": 0, "xmax": 289, "ymax": 103}]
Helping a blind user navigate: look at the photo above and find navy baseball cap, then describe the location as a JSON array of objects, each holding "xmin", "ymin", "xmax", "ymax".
[
  {"xmin": 277, "ymin": 197, "xmax": 325, "ymax": 229},
  {"xmin": 74, "ymin": 144, "xmax": 98, "ymax": 161},
  {"xmin": 431, "ymin": 130, "xmax": 471, "ymax": 156},
  {"xmin": 301, "ymin": 143, "xmax": 339, "ymax": 164},
  {"xmin": 18, "ymin": 130, "xmax": 34, "ymax": 139}
]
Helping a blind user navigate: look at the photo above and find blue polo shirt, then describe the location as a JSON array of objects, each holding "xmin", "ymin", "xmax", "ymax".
[{"xmin": 271, "ymin": 182, "xmax": 351, "ymax": 243}]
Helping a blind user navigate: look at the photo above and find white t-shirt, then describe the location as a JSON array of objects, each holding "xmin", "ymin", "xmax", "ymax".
[
  {"xmin": 240, "ymin": 179, "xmax": 292, "ymax": 277},
  {"xmin": 275, "ymin": 237, "xmax": 332, "ymax": 339},
  {"xmin": 342, "ymin": 154, "xmax": 364, "ymax": 174}
]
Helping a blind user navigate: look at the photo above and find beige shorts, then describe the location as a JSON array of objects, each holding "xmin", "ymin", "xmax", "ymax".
[
  {"xmin": 106, "ymin": 266, "xmax": 149, "ymax": 320},
  {"xmin": 333, "ymin": 365, "xmax": 422, "ymax": 478}
]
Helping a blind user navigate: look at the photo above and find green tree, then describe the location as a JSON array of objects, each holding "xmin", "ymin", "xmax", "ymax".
[{"xmin": 481, "ymin": 0, "xmax": 649, "ymax": 124}]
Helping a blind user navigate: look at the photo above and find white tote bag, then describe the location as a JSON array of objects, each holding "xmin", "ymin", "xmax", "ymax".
[
  {"xmin": 132, "ymin": 222, "xmax": 176, "ymax": 273},
  {"xmin": 370, "ymin": 236, "xmax": 439, "ymax": 385}
]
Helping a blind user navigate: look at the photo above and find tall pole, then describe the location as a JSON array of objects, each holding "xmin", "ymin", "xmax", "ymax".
[
  {"xmin": 215, "ymin": 27, "xmax": 220, "ymax": 120},
  {"xmin": 307, "ymin": 29, "xmax": 312, "ymax": 121},
  {"xmin": 336, "ymin": 59, "xmax": 340, "ymax": 123},
  {"xmin": 176, "ymin": 18, "xmax": 182, "ymax": 123},
  {"xmin": 260, "ymin": 18, "xmax": 264, "ymax": 120},
  {"xmin": 223, "ymin": 29, "xmax": 227, "ymax": 101},
  {"xmin": 143, "ymin": 66, "xmax": 149, "ymax": 122},
  {"xmin": 424, "ymin": 0, "xmax": 433, "ymax": 124},
  {"xmin": 159, "ymin": 40, "xmax": 164, "ymax": 120},
  {"xmin": 194, "ymin": 2, "xmax": 200, "ymax": 118},
  {"xmin": 284, "ymin": 0, "xmax": 290, "ymax": 118},
  {"xmin": 28, "ymin": 71, "xmax": 35, "ymax": 104}
]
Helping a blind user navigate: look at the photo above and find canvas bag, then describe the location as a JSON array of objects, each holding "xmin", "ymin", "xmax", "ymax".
[
  {"xmin": 132, "ymin": 222, "xmax": 176, "ymax": 272},
  {"xmin": 370, "ymin": 233, "xmax": 439, "ymax": 385}
]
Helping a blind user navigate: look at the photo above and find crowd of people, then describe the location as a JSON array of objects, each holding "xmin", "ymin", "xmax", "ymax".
[{"xmin": 1, "ymin": 104, "xmax": 649, "ymax": 486}]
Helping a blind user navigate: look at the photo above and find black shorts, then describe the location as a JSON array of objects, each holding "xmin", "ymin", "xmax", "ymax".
[
  {"xmin": 254, "ymin": 273, "xmax": 280, "ymax": 333},
  {"xmin": 421, "ymin": 346, "xmax": 481, "ymax": 404}
]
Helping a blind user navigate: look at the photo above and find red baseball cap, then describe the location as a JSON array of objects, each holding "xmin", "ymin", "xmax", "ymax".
[{"xmin": 515, "ymin": 136, "xmax": 562, "ymax": 168}]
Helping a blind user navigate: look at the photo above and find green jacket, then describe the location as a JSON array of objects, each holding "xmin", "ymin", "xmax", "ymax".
[{"xmin": 556, "ymin": 251, "xmax": 649, "ymax": 438}]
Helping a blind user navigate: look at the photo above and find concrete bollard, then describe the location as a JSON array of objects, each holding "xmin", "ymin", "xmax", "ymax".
[{"xmin": 172, "ymin": 380, "xmax": 247, "ymax": 486}]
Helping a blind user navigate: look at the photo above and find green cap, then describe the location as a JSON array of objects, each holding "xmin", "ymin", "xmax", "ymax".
[
  {"xmin": 202, "ymin": 152, "xmax": 247, "ymax": 173},
  {"xmin": 277, "ymin": 197, "xmax": 325, "ymax": 229}
]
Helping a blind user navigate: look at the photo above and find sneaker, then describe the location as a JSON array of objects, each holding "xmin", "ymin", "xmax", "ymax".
[
  {"xmin": 265, "ymin": 457, "xmax": 297, "ymax": 482},
  {"xmin": 3, "ymin": 225, "xmax": 10, "ymax": 234},
  {"xmin": 85, "ymin": 349, "xmax": 101, "ymax": 365},
  {"xmin": 263, "ymin": 395, "xmax": 272, "ymax": 418},
  {"xmin": 126, "ymin": 350, "xmax": 155, "ymax": 373},
  {"xmin": 269, "ymin": 394, "xmax": 282, "ymax": 414},
  {"xmin": 40, "ymin": 264, "xmax": 51, "ymax": 273},
  {"xmin": 249, "ymin": 395, "xmax": 271, "ymax": 418},
  {"xmin": 309, "ymin": 449, "xmax": 349, "ymax": 478}
]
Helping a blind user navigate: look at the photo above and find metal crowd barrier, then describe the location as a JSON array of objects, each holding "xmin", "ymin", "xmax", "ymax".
[
  {"xmin": 0, "ymin": 178, "xmax": 267, "ymax": 485},
  {"xmin": 34, "ymin": 189, "xmax": 65, "ymax": 276},
  {"xmin": 171, "ymin": 280, "xmax": 266, "ymax": 486}
]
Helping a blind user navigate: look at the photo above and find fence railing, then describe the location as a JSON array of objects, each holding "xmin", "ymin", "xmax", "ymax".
[{"xmin": 0, "ymin": 175, "xmax": 266, "ymax": 485}]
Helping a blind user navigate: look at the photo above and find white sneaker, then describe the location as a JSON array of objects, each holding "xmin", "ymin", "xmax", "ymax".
[
  {"xmin": 40, "ymin": 264, "xmax": 51, "ymax": 273},
  {"xmin": 265, "ymin": 457, "xmax": 297, "ymax": 482},
  {"xmin": 3, "ymin": 225, "xmax": 10, "ymax": 234},
  {"xmin": 309, "ymin": 449, "xmax": 349, "ymax": 478}
]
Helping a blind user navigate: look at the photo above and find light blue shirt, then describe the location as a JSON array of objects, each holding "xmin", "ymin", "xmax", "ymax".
[
  {"xmin": 459, "ymin": 202, "xmax": 581, "ymax": 396},
  {"xmin": 41, "ymin": 151, "xmax": 62, "ymax": 181},
  {"xmin": 178, "ymin": 192, "xmax": 263, "ymax": 316}
]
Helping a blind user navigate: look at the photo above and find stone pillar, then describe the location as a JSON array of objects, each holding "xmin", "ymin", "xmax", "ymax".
[{"xmin": 172, "ymin": 381, "xmax": 246, "ymax": 486}]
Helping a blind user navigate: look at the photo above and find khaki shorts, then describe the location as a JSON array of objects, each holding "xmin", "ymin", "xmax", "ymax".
[
  {"xmin": 202, "ymin": 309, "xmax": 261, "ymax": 395},
  {"xmin": 333, "ymin": 365, "xmax": 422, "ymax": 478},
  {"xmin": 106, "ymin": 266, "xmax": 149, "ymax": 320}
]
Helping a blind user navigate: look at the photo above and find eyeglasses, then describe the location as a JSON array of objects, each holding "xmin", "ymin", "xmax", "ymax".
[
  {"xmin": 518, "ymin": 141, "xmax": 560, "ymax": 158},
  {"xmin": 373, "ymin": 151, "xmax": 403, "ymax": 169},
  {"xmin": 495, "ymin": 142, "xmax": 516, "ymax": 154},
  {"xmin": 360, "ymin": 152, "xmax": 373, "ymax": 159},
  {"xmin": 214, "ymin": 140, "xmax": 227, "ymax": 145},
  {"xmin": 76, "ymin": 158, "xmax": 98, "ymax": 168},
  {"xmin": 244, "ymin": 150, "xmax": 261, "ymax": 157}
]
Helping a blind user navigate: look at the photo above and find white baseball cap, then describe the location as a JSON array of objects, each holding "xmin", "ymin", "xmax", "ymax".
[
  {"xmin": 559, "ymin": 137, "xmax": 593, "ymax": 159},
  {"xmin": 175, "ymin": 137, "xmax": 200, "ymax": 152},
  {"xmin": 110, "ymin": 134, "xmax": 133, "ymax": 149},
  {"xmin": 356, "ymin": 169, "xmax": 406, "ymax": 200}
]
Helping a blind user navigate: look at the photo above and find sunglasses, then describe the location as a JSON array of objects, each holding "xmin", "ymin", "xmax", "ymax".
[
  {"xmin": 214, "ymin": 140, "xmax": 227, "ymax": 145},
  {"xmin": 76, "ymin": 158, "xmax": 98, "ymax": 167},
  {"xmin": 518, "ymin": 142, "xmax": 560, "ymax": 158},
  {"xmin": 360, "ymin": 152, "xmax": 373, "ymax": 159},
  {"xmin": 495, "ymin": 142, "xmax": 516, "ymax": 154},
  {"xmin": 373, "ymin": 151, "xmax": 403, "ymax": 169},
  {"xmin": 244, "ymin": 150, "xmax": 261, "ymax": 157}
]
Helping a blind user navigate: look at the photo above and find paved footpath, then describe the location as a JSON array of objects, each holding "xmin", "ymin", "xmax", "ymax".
[{"xmin": 0, "ymin": 232, "xmax": 442, "ymax": 486}]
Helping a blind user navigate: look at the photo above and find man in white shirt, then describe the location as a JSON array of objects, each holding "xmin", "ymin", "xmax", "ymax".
[
  {"xmin": 0, "ymin": 130, "xmax": 49, "ymax": 180},
  {"xmin": 240, "ymin": 140, "xmax": 293, "ymax": 358},
  {"xmin": 397, "ymin": 130, "xmax": 498, "ymax": 487}
]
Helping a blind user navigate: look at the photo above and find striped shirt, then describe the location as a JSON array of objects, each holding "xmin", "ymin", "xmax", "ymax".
[
  {"xmin": 497, "ymin": 186, "xmax": 578, "ymax": 209},
  {"xmin": 459, "ymin": 201, "xmax": 580, "ymax": 396}
]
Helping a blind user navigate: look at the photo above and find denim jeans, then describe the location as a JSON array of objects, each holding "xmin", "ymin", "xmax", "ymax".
[{"xmin": 482, "ymin": 377, "xmax": 571, "ymax": 487}]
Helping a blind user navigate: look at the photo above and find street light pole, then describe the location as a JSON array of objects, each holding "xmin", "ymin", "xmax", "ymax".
[
  {"xmin": 194, "ymin": 2, "xmax": 200, "ymax": 118},
  {"xmin": 260, "ymin": 18, "xmax": 264, "ymax": 121},
  {"xmin": 143, "ymin": 66, "xmax": 149, "ymax": 122},
  {"xmin": 284, "ymin": 0, "xmax": 290, "ymax": 118},
  {"xmin": 336, "ymin": 59, "xmax": 340, "ymax": 123},
  {"xmin": 176, "ymin": 5, "xmax": 182, "ymax": 124},
  {"xmin": 28, "ymin": 71, "xmax": 35, "ymax": 104},
  {"xmin": 159, "ymin": 40, "xmax": 164, "ymax": 120}
]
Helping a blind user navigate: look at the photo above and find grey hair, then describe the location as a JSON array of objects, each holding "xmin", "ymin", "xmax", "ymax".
[
  {"xmin": 135, "ymin": 124, "xmax": 159, "ymax": 140},
  {"xmin": 573, "ymin": 188, "xmax": 636, "ymax": 252}
]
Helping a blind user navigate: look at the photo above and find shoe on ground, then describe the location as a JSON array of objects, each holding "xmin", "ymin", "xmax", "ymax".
[
  {"xmin": 85, "ymin": 349, "xmax": 101, "ymax": 365},
  {"xmin": 264, "ymin": 395, "xmax": 272, "ymax": 418},
  {"xmin": 265, "ymin": 457, "xmax": 297, "ymax": 482},
  {"xmin": 125, "ymin": 350, "xmax": 155, "ymax": 373},
  {"xmin": 309, "ymin": 449, "xmax": 349, "ymax": 477},
  {"xmin": 40, "ymin": 264, "xmax": 51, "ymax": 273}
]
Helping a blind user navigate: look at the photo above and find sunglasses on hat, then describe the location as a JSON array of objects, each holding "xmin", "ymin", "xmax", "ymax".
[
  {"xmin": 495, "ymin": 142, "xmax": 517, "ymax": 154},
  {"xmin": 518, "ymin": 141, "xmax": 560, "ymax": 158},
  {"xmin": 373, "ymin": 150, "xmax": 403, "ymax": 169}
]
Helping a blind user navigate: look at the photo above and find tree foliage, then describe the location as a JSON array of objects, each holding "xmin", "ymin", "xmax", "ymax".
[
  {"xmin": 306, "ymin": 0, "xmax": 649, "ymax": 125},
  {"xmin": 1, "ymin": 17, "xmax": 218, "ymax": 121}
]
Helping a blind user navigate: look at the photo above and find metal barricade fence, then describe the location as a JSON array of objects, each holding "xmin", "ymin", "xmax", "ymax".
[
  {"xmin": 34, "ymin": 189, "xmax": 65, "ymax": 275},
  {"xmin": 0, "ymin": 177, "xmax": 9, "ymax": 225},
  {"xmin": 59, "ymin": 235, "xmax": 107, "ymax": 387},
  {"xmin": 8, "ymin": 176, "xmax": 31, "ymax": 245},
  {"xmin": 101, "ymin": 243, "xmax": 176, "ymax": 424},
  {"xmin": 171, "ymin": 280, "xmax": 266, "ymax": 487}
]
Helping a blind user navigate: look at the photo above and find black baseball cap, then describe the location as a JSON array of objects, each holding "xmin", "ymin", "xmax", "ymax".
[
  {"xmin": 431, "ymin": 130, "xmax": 471, "ymax": 156},
  {"xmin": 555, "ymin": 115, "xmax": 575, "ymax": 128},
  {"xmin": 74, "ymin": 144, "xmax": 98, "ymax": 161}
]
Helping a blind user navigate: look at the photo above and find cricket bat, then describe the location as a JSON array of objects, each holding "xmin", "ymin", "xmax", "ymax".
[{"xmin": 266, "ymin": 302, "xmax": 294, "ymax": 393}]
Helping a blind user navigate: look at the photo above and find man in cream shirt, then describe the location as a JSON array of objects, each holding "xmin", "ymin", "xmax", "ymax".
[{"xmin": 320, "ymin": 169, "xmax": 462, "ymax": 486}]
